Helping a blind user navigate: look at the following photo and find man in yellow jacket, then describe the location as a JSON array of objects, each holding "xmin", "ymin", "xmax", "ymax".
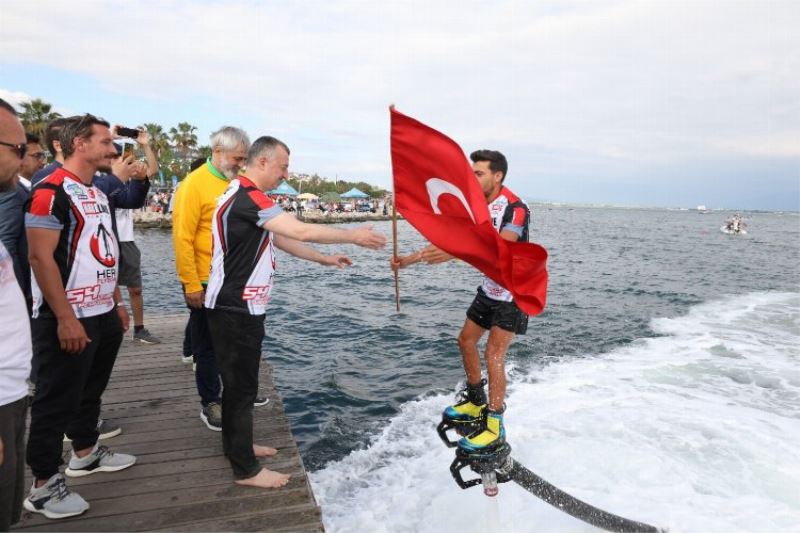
[{"xmin": 172, "ymin": 126, "xmax": 250, "ymax": 431}]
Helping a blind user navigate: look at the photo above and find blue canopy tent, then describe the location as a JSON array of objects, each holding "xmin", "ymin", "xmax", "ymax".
[
  {"xmin": 340, "ymin": 187, "xmax": 369, "ymax": 199},
  {"xmin": 269, "ymin": 181, "xmax": 299, "ymax": 196}
]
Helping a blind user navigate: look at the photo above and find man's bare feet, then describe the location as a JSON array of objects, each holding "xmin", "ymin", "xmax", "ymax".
[
  {"xmin": 253, "ymin": 444, "xmax": 278, "ymax": 457},
  {"xmin": 235, "ymin": 468, "xmax": 290, "ymax": 489}
]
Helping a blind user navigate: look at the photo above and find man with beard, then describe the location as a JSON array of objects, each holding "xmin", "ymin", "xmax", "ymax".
[
  {"xmin": 24, "ymin": 114, "xmax": 136, "ymax": 519},
  {"xmin": 173, "ymin": 126, "xmax": 250, "ymax": 431},
  {"xmin": 0, "ymin": 97, "xmax": 32, "ymax": 531}
]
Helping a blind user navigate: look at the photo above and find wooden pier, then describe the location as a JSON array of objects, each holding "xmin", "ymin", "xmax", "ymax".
[{"xmin": 12, "ymin": 313, "xmax": 323, "ymax": 532}]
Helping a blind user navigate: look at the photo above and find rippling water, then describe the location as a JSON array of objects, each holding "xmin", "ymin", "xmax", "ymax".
[{"xmin": 137, "ymin": 206, "xmax": 799, "ymax": 531}]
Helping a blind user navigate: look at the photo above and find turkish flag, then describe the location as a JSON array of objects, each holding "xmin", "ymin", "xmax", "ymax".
[{"xmin": 390, "ymin": 107, "xmax": 548, "ymax": 315}]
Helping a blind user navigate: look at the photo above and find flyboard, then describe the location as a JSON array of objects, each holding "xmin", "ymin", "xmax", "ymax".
[
  {"xmin": 720, "ymin": 225, "xmax": 747, "ymax": 235},
  {"xmin": 437, "ymin": 418, "xmax": 665, "ymax": 532}
]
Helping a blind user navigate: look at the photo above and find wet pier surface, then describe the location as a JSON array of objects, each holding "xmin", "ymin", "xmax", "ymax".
[{"xmin": 13, "ymin": 313, "xmax": 323, "ymax": 532}]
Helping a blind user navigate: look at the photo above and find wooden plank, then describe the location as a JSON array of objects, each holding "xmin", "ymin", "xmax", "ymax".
[{"xmin": 13, "ymin": 312, "xmax": 323, "ymax": 532}]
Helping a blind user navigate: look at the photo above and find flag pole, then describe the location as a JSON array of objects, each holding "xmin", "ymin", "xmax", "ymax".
[{"xmin": 390, "ymin": 104, "xmax": 400, "ymax": 312}]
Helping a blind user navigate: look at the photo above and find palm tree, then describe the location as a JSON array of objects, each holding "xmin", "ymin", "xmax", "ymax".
[
  {"xmin": 169, "ymin": 122, "xmax": 198, "ymax": 160},
  {"xmin": 143, "ymin": 122, "xmax": 172, "ymax": 169},
  {"xmin": 168, "ymin": 122, "xmax": 198, "ymax": 177},
  {"xmin": 19, "ymin": 98, "xmax": 61, "ymax": 138}
]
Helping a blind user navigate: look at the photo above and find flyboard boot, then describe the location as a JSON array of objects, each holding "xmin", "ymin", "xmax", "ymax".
[
  {"xmin": 436, "ymin": 379, "xmax": 487, "ymax": 447},
  {"xmin": 448, "ymin": 405, "xmax": 512, "ymax": 497}
]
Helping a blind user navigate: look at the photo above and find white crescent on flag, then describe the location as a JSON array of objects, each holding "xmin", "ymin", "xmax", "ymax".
[{"xmin": 425, "ymin": 177, "xmax": 476, "ymax": 224}]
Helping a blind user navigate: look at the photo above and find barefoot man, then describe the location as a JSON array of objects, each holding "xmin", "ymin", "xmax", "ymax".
[{"xmin": 205, "ymin": 136, "xmax": 386, "ymax": 488}]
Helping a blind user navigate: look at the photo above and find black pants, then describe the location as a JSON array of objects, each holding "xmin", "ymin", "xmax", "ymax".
[
  {"xmin": 0, "ymin": 395, "xmax": 27, "ymax": 531},
  {"xmin": 26, "ymin": 310, "xmax": 123, "ymax": 481},
  {"xmin": 182, "ymin": 317, "xmax": 192, "ymax": 359},
  {"xmin": 207, "ymin": 308, "xmax": 264, "ymax": 480},
  {"xmin": 189, "ymin": 306, "xmax": 221, "ymax": 406}
]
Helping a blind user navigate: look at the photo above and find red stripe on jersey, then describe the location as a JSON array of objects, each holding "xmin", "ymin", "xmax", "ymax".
[
  {"xmin": 68, "ymin": 202, "xmax": 85, "ymax": 268},
  {"xmin": 29, "ymin": 187, "xmax": 56, "ymax": 216},
  {"xmin": 500, "ymin": 186, "xmax": 520, "ymax": 204},
  {"xmin": 253, "ymin": 232, "xmax": 272, "ymax": 266},
  {"xmin": 512, "ymin": 207, "xmax": 526, "ymax": 226},
  {"xmin": 216, "ymin": 194, "xmax": 237, "ymax": 255},
  {"xmin": 246, "ymin": 189, "xmax": 275, "ymax": 210},
  {"xmin": 40, "ymin": 169, "xmax": 67, "ymax": 187}
]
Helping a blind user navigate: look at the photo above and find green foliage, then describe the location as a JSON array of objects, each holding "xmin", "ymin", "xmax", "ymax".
[
  {"xmin": 19, "ymin": 98, "xmax": 61, "ymax": 139},
  {"xmin": 14, "ymin": 97, "xmax": 387, "ymax": 192},
  {"xmin": 286, "ymin": 175, "xmax": 387, "ymax": 198}
]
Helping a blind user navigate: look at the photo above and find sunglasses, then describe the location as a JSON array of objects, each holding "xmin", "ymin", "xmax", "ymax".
[{"xmin": 0, "ymin": 141, "xmax": 27, "ymax": 159}]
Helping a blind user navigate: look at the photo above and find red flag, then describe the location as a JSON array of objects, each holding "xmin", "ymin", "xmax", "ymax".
[{"xmin": 390, "ymin": 107, "xmax": 548, "ymax": 315}]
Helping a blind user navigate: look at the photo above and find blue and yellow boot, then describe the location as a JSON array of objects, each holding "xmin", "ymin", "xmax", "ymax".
[
  {"xmin": 442, "ymin": 379, "xmax": 487, "ymax": 435},
  {"xmin": 458, "ymin": 406, "xmax": 506, "ymax": 453}
]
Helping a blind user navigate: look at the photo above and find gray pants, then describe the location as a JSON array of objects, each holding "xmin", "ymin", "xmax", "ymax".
[{"xmin": 0, "ymin": 395, "xmax": 27, "ymax": 531}]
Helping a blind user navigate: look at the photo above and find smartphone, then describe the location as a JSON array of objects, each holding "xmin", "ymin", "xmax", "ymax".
[{"xmin": 117, "ymin": 126, "xmax": 140, "ymax": 139}]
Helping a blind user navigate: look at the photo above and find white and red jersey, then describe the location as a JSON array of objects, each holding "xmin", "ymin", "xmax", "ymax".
[
  {"xmin": 481, "ymin": 186, "xmax": 531, "ymax": 302},
  {"xmin": 25, "ymin": 167, "xmax": 119, "ymax": 319},
  {"xmin": 204, "ymin": 177, "xmax": 284, "ymax": 316}
]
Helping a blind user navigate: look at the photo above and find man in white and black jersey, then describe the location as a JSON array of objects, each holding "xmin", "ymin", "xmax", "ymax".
[
  {"xmin": 23, "ymin": 115, "xmax": 137, "ymax": 520},
  {"xmin": 205, "ymin": 136, "xmax": 386, "ymax": 489},
  {"xmin": 392, "ymin": 149, "xmax": 530, "ymax": 453}
]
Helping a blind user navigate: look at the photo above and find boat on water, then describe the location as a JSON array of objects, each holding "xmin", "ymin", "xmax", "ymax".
[{"xmin": 721, "ymin": 213, "xmax": 747, "ymax": 235}]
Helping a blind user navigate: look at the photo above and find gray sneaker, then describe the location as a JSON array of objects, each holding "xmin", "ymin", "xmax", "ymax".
[
  {"xmin": 23, "ymin": 473, "xmax": 89, "ymax": 519},
  {"xmin": 200, "ymin": 402, "xmax": 222, "ymax": 431},
  {"xmin": 65, "ymin": 445, "xmax": 136, "ymax": 478},
  {"xmin": 63, "ymin": 417, "xmax": 122, "ymax": 443},
  {"xmin": 134, "ymin": 328, "xmax": 161, "ymax": 344}
]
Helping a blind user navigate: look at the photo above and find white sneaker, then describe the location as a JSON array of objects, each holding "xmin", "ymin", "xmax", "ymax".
[
  {"xmin": 65, "ymin": 444, "xmax": 136, "ymax": 478},
  {"xmin": 23, "ymin": 473, "xmax": 89, "ymax": 519}
]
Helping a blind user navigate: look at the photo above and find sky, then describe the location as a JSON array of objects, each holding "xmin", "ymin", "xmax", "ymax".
[{"xmin": 1, "ymin": 0, "xmax": 798, "ymax": 210}]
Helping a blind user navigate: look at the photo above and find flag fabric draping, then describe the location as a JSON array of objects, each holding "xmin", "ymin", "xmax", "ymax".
[{"xmin": 390, "ymin": 107, "xmax": 548, "ymax": 315}]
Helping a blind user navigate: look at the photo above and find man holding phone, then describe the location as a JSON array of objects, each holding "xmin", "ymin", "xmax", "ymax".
[{"xmin": 112, "ymin": 127, "xmax": 162, "ymax": 344}]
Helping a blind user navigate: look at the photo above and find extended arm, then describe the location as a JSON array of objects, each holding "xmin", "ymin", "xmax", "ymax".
[
  {"xmin": 273, "ymin": 234, "xmax": 352, "ymax": 268},
  {"xmin": 263, "ymin": 211, "xmax": 385, "ymax": 249},
  {"xmin": 138, "ymin": 130, "xmax": 159, "ymax": 178},
  {"xmin": 391, "ymin": 243, "xmax": 454, "ymax": 271}
]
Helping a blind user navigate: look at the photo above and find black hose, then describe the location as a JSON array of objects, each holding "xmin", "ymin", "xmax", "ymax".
[{"xmin": 507, "ymin": 459, "xmax": 663, "ymax": 532}]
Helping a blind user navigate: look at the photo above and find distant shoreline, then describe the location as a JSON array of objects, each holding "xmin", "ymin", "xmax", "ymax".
[{"xmin": 133, "ymin": 210, "xmax": 401, "ymax": 229}]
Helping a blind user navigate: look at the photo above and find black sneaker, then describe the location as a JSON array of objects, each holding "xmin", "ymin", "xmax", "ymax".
[
  {"xmin": 254, "ymin": 396, "xmax": 270, "ymax": 407},
  {"xmin": 200, "ymin": 402, "xmax": 222, "ymax": 431}
]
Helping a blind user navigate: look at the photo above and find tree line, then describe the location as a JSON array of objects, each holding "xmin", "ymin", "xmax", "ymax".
[{"xmin": 17, "ymin": 97, "xmax": 387, "ymax": 197}]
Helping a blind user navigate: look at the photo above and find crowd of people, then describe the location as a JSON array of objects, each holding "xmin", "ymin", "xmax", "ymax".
[{"xmin": 0, "ymin": 98, "xmax": 533, "ymax": 528}]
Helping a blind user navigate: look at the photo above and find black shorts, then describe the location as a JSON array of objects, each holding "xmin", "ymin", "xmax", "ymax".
[{"xmin": 466, "ymin": 287, "xmax": 528, "ymax": 334}]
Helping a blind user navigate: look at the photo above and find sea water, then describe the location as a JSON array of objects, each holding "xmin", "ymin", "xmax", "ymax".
[{"xmin": 136, "ymin": 206, "xmax": 800, "ymax": 532}]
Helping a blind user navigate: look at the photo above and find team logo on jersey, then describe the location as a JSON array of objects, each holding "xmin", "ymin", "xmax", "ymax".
[
  {"xmin": 82, "ymin": 201, "xmax": 110, "ymax": 216},
  {"xmin": 65, "ymin": 182, "xmax": 89, "ymax": 200},
  {"xmin": 90, "ymin": 223, "xmax": 116, "ymax": 267},
  {"xmin": 242, "ymin": 285, "xmax": 271, "ymax": 303}
]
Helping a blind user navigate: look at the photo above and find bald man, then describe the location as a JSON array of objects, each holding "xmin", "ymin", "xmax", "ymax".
[{"xmin": 0, "ymin": 97, "xmax": 32, "ymax": 531}]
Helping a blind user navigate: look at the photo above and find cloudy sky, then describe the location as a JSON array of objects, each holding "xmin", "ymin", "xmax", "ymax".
[{"xmin": 1, "ymin": 0, "xmax": 797, "ymax": 210}]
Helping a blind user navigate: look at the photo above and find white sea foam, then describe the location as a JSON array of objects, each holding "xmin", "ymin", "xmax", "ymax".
[{"xmin": 310, "ymin": 292, "xmax": 800, "ymax": 532}]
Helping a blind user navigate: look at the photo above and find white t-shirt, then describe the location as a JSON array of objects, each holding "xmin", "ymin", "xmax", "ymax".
[
  {"xmin": 115, "ymin": 208, "xmax": 135, "ymax": 242},
  {"xmin": 0, "ymin": 240, "xmax": 32, "ymax": 407}
]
